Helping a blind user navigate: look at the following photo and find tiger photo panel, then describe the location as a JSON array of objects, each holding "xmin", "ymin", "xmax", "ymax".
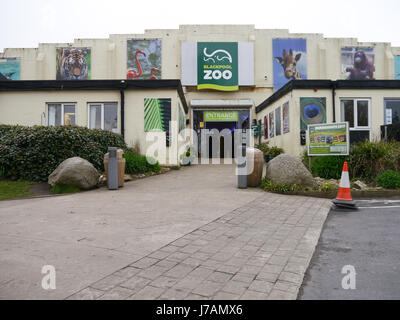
[{"xmin": 56, "ymin": 47, "xmax": 91, "ymax": 80}]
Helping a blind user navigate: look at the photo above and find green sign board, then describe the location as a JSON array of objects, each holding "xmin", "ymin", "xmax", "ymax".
[
  {"xmin": 308, "ymin": 122, "xmax": 349, "ymax": 156},
  {"xmin": 197, "ymin": 42, "xmax": 239, "ymax": 91},
  {"xmin": 204, "ymin": 111, "xmax": 238, "ymax": 122}
]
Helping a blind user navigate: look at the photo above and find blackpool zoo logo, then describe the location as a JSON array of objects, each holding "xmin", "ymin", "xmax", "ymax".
[{"xmin": 198, "ymin": 42, "xmax": 238, "ymax": 91}]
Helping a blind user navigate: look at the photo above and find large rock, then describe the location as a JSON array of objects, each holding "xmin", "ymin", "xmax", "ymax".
[
  {"xmin": 266, "ymin": 154, "xmax": 316, "ymax": 187},
  {"xmin": 48, "ymin": 157, "xmax": 100, "ymax": 190}
]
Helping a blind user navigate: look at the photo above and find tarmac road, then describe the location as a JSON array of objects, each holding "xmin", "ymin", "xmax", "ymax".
[{"xmin": 299, "ymin": 199, "xmax": 400, "ymax": 300}]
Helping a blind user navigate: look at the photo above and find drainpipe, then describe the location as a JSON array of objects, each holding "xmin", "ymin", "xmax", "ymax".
[
  {"xmin": 332, "ymin": 82, "xmax": 336, "ymax": 123},
  {"xmin": 120, "ymin": 89, "xmax": 125, "ymax": 138}
]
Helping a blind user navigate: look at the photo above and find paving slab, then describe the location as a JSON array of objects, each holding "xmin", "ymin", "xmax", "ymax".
[{"xmin": 0, "ymin": 165, "xmax": 262, "ymax": 299}]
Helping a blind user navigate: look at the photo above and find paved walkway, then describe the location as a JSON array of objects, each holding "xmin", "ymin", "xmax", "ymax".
[
  {"xmin": 68, "ymin": 194, "xmax": 331, "ymax": 300},
  {"xmin": 0, "ymin": 164, "xmax": 331, "ymax": 300}
]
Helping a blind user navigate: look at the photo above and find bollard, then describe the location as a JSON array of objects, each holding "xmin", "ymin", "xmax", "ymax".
[
  {"xmin": 238, "ymin": 129, "xmax": 247, "ymax": 189},
  {"xmin": 107, "ymin": 147, "xmax": 119, "ymax": 190}
]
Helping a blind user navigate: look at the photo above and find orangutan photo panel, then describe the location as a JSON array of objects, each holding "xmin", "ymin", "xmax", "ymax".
[
  {"xmin": 273, "ymin": 38, "xmax": 307, "ymax": 92},
  {"xmin": 56, "ymin": 48, "xmax": 91, "ymax": 80},
  {"xmin": 127, "ymin": 39, "xmax": 162, "ymax": 80},
  {"xmin": 341, "ymin": 47, "xmax": 375, "ymax": 80}
]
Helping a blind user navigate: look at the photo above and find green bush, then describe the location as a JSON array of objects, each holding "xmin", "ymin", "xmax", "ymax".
[
  {"xmin": 256, "ymin": 142, "xmax": 270, "ymax": 155},
  {"xmin": 256, "ymin": 142, "xmax": 284, "ymax": 158},
  {"xmin": 123, "ymin": 151, "xmax": 161, "ymax": 174},
  {"xmin": 349, "ymin": 140, "xmax": 400, "ymax": 182},
  {"xmin": 376, "ymin": 170, "xmax": 400, "ymax": 189},
  {"xmin": 268, "ymin": 146, "xmax": 285, "ymax": 158},
  {"xmin": 0, "ymin": 125, "xmax": 128, "ymax": 182},
  {"xmin": 311, "ymin": 156, "xmax": 348, "ymax": 179}
]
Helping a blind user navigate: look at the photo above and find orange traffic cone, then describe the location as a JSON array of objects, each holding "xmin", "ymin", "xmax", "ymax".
[{"xmin": 332, "ymin": 162, "xmax": 358, "ymax": 209}]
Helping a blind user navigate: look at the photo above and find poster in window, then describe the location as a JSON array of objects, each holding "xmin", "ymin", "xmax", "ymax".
[
  {"xmin": 341, "ymin": 47, "xmax": 375, "ymax": 80},
  {"xmin": 264, "ymin": 116, "xmax": 268, "ymax": 139},
  {"xmin": 275, "ymin": 107, "xmax": 282, "ymax": 136},
  {"xmin": 0, "ymin": 58, "xmax": 20, "ymax": 80},
  {"xmin": 395, "ymin": 56, "xmax": 400, "ymax": 80},
  {"xmin": 300, "ymin": 98, "xmax": 327, "ymax": 131},
  {"xmin": 144, "ymin": 98, "xmax": 171, "ymax": 146},
  {"xmin": 273, "ymin": 38, "xmax": 307, "ymax": 92},
  {"xmin": 127, "ymin": 39, "xmax": 161, "ymax": 80},
  {"xmin": 269, "ymin": 112, "xmax": 275, "ymax": 138},
  {"xmin": 282, "ymin": 102, "xmax": 290, "ymax": 134},
  {"xmin": 56, "ymin": 48, "xmax": 91, "ymax": 80}
]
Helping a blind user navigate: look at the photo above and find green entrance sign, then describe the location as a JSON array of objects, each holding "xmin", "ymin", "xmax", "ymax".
[
  {"xmin": 197, "ymin": 42, "xmax": 239, "ymax": 91},
  {"xmin": 308, "ymin": 122, "xmax": 350, "ymax": 156},
  {"xmin": 204, "ymin": 111, "xmax": 239, "ymax": 122}
]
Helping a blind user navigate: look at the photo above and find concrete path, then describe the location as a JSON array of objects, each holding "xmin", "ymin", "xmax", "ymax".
[
  {"xmin": 0, "ymin": 164, "xmax": 331, "ymax": 300},
  {"xmin": 0, "ymin": 165, "xmax": 262, "ymax": 299},
  {"xmin": 68, "ymin": 194, "xmax": 331, "ymax": 300}
]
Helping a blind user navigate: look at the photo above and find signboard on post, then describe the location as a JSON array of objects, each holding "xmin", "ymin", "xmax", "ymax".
[{"xmin": 307, "ymin": 122, "xmax": 349, "ymax": 156}]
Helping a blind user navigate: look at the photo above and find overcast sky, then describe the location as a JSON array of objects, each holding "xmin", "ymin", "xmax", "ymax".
[{"xmin": 1, "ymin": 0, "xmax": 400, "ymax": 52}]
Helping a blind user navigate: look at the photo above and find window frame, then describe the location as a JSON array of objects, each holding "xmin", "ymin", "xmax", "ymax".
[
  {"xmin": 340, "ymin": 98, "xmax": 371, "ymax": 141},
  {"xmin": 87, "ymin": 102, "xmax": 119, "ymax": 132},
  {"xmin": 384, "ymin": 98, "xmax": 400, "ymax": 125},
  {"xmin": 46, "ymin": 102, "xmax": 77, "ymax": 126},
  {"xmin": 340, "ymin": 98, "xmax": 371, "ymax": 129}
]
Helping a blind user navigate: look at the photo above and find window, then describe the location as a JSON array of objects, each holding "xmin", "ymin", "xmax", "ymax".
[
  {"xmin": 384, "ymin": 99, "xmax": 400, "ymax": 125},
  {"xmin": 340, "ymin": 99, "xmax": 371, "ymax": 143},
  {"xmin": 48, "ymin": 103, "xmax": 76, "ymax": 126},
  {"xmin": 88, "ymin": 103, "xmax": 118, "ymax": 133}
]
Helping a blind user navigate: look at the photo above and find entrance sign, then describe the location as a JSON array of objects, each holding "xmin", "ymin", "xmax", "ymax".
[
  {"xmin": 197, "ymin": 42, "xmax": 239, "ymax": 91},
  {"xmin": 308, "ymin": 122, "xmax": 349, "ymax": 156},
  {"xmin": 204, "ymin": 111, "xmax": 239, "ymax": 122}
]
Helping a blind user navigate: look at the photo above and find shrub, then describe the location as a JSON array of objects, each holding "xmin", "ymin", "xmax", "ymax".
[
  {"xmin": 349, "ymin": 140, "xmax": 400, "ymax": 182},
  {"xmin": 0, "ymin": 125, "xmax": 128, "ymax": 182},
  {"xmin": 311, "ymin": 156, "xmax": 348, "ymax": 179},
  {"xmin": 256, "ymin": 142, "xmax": 270, "ymax": 155},
  {"xmin": 123, "ymin": 151, "xmax": 161, "ymax": 174},
  {"xmin": 268, "ymin": 146, "xmax": 285, "ymax": 158},
  {"xmin": 376, "ymin": 170, "xmax": 400, "ymax": 189}
]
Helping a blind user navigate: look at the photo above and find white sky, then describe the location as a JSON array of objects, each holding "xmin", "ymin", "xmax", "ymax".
[{"xmin": 1, "ymin": 0, "xmax": 400, "ymax": 52}]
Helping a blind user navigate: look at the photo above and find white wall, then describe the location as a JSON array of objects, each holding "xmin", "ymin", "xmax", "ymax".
[
  {"xmin": 1, "ymin": 25, "xmax": 398, "ymax": 83},
  {"xmin": 257, "ymin": 88, "xmax": 400, "ymax": 158},
  {"xmin": 0, "ymin": 89, "xmax": 187, "ymax": 165}
]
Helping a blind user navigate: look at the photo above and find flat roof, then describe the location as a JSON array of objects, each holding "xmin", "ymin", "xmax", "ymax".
[
  {"xmin": 0, "ymin": 79, "xmax": 188, "ymax": 113},
  {"xmin": 256, "ymin": 80, "xmax": 400, "ymax": 113}
]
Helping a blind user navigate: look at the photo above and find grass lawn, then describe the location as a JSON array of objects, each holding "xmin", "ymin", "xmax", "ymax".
[{"xmin": 0, "ymin": 180, "xmax": 34, "ymax": 200}]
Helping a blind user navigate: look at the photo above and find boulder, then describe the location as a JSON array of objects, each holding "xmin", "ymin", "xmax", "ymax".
[
  {"xmin": 353, "ymin": 180, "xmax": 368, "ymax": 190},
  {"xmin": 48, "ymin": 157, "xmax": 100, "ymax": 190},
  {"xmin": 266, "ymin": 154, "xmax": 317, "ymax": 187}
]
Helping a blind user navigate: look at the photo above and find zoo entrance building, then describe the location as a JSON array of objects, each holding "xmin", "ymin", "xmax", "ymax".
[{"xmin": 1, "ymin": 25, "xmax": 400, "ymax": 164}]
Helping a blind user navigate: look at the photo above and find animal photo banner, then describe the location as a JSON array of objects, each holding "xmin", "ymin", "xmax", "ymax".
[
  {"xmin": 56, "ymin": 48, "xmax": 91, "ymax": 80},
  {"xmin": 273, "ymin": 38, "xmax": 307, "ymax": 92},
  {"xmin": 395, "ymin": 56, "xmax": 400, "ymax": 80},
  {"xmin": 341, "ymin": 47, "xmax": 375, "ymax": 80},
  {"xmin": 144, "ymin": 98, "xmax": 171, "ymax": 146},
  {"xmin": 269, "ymin": 112, "xmax": 275, "ymax": 138},
  {"xmin": 300, "ymin": 98, "xmax": 327, "ymax": 131},
  {"xmin": 127, "ymin": 39, "xmax": 162, "ymax": 80},
  {"xmin": 197, "ymin": 42, "xmax": 239, "ymax": 91},
  {"xmin": 282, "ymin": 102, "xmax": 290, "ymax": 134},
  {"xmin": 0, "ymin": 58, "xmax": 20, "ymax": 80},
  {"xmin": 275, "ymin": 107, "xmax": 282, "ymax": 136}
]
